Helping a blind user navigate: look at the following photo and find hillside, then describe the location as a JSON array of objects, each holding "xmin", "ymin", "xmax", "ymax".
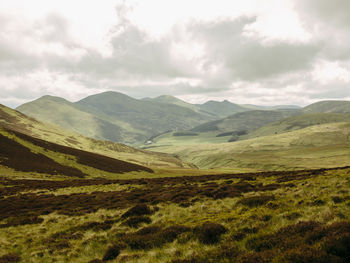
[
  {"xmin": 16, "ymin": 95, "xmax": 131, "ymax": 142},
  {"xmin": 151, "ymin": 122, "xmax": 350, "ymax": 170},
  {"xmin": 76, "ymin": 92, "xmax": 212, "ymax": 140},
  {"xmin": 0, "ymin": 127, "xmax": 153, "ymax": 179},
  {"xmin": 246, "ymin": 113, "xmax": 350, "ymax": 139},
  {"xmin": 197, "ymin": 100, "xmax": 248, "ymax": 117},
  {"xmin": 191, "ymin": 109, "xmax": 300, "ymax": 133},
  {"xmin": 303, "ymin": 100, "xmax": 350, "ymax": 113},
  {"xmin": 1, "ymin": 104, "xmax": 189, "ymax": 169},
  {"xmin": 17, "ymin": 92, "xmax": 214, "ymax": 144}
]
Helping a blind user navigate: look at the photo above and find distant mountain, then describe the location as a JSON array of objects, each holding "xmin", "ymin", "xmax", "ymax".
[
  {"xmin": 16, "ymin": 95, "xmax": 131, "ymax": 142},
  {"xmin": 1, "ymin": 103, "xmax": 188, "ymax": 168},
  {"xmin": 192, "ymin": 109, "xmax": 300, "ymax": 133},
  {"xmin": 196, "ymin": 100, "xmax": 248, "ymax": 117},
  {"xmin": 303, "ymin": 100, "xmax": 350, "ymax": 113},
  {"xmin": 75, "ymin": 91, "xmax": 213, "ymax": 141},
  {"xmin": 242, "ymin": 104, "xmax": 301, "ymax": 110},
  {"xmin": 17, "ymin": 92, "xmax": 214, "ymax": 144}
]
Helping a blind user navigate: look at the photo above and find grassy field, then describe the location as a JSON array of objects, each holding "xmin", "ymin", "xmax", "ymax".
[
  {"xmin": 148, "ymin": 122, "xmax": 350, "ymax": 171},
  {"xmin": 0, "ymin": 166, "xmax": 349, "ymax": 262}
]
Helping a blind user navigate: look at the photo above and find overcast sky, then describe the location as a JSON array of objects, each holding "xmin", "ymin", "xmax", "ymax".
[{"xmin": 1, "ymin": 0, "xmax": 350, "ymax": 107}]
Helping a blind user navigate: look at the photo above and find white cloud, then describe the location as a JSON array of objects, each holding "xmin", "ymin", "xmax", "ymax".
[{"xmin": 0, "ymin": 0, "xmax": 349, "ymax": 107}]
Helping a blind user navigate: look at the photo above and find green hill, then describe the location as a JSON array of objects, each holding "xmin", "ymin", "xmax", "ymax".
[
  {"xmin": 16, "ymin": 95, "xmax": 131, "ymax": 142},
  {"xmin": 0, "ymin": 127, "xmax": 153, "ymax": 179},
  {"xmin": 17, "ymin": 93, "xmax": 214, "ymax": 144},
  {"xmin": 1, "ymin": 104, "xmax": 189, "ymax": 169},
  {"xmin": 75, "ymin": 91, "xmax": 212, "ymax": 141},
  {"xmin": 303, "ymin": 100, "xmax": 350, "ymax": 113},
  {"xmin": 197, "ymin": 100, "xmax": 248, "ymax": 117},
  {"xmin": 192, "ymin": 109, "xmax": 300, "ymax": 133},
  {"xmin": 152, "ymin": 122, "xmax": 350, "ymax": 170},
  {"xmin": 143, "ymin": 95, "xmax": 199, "ymax": 112},
  {"xmin": 246, "ymin": 113, "xmax": 350, "ymax": 139}
]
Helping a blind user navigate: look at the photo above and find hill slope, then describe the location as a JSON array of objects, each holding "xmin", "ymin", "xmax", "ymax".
[
  {"xmin": 303, "ymin": 100, "xmax": 350, "ymax": 113},
  {"xmin": 1, "ymin": 104, "xmax": 189, "ymax": 169},
  {"xmin": 197, "ymin": 100, "xmax": 248, "ymax": 117},
  {"xmin": 152, "ymin": 122, "xmax": 350, "ymax": 170},
  {"xmin": 75, "ymin": 91, "xmax": 213, "ymax": 141},
  {"xmin": 192, "ymin": 109, "xmax": 300, "ymax": 133},
  {"xmin": 246, "ymin": 113, "xmax": 350, "ymax": 139},
  {"xmin": 16, "ymin": 95, "xmax": 131, "ymax": 142},
  {"xmin": 0, "ymin": 127, "xmax": 153, "ymax": 179}
]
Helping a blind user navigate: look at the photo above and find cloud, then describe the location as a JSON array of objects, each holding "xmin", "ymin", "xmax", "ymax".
[
  {"xmin": 0, "ymin": 0, "xmax": 349, "ymax": 108},
  {"xmin": 187, "ymin": 17, "xmax": 320, "ymax": 82}
]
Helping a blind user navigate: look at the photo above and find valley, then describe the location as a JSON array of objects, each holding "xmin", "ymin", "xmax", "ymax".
[{"xmin": 0, "ymin": 95, "xmax": 349, "ymax": 262}]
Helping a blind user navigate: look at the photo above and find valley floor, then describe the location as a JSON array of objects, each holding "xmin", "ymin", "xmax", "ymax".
[{"xmin": 1, "ymin": 166, "xmax": 350, "ymax": 262}]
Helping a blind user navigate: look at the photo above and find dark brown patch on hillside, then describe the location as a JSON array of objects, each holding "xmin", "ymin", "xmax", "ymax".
[
  {"xmin": 0, "ymin": 166, "xmax": 348, "ymax": 227},
  {"xmin": 12, "ymin": 130, "xmax": 153, "ymax": 174},
  {"xmin": 0, "ymin": 133, "xmax": 85, "ymax": 177}
]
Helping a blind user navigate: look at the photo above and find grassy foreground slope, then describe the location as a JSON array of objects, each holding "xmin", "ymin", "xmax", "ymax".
[
  {"xmin": 0, "ymin": 104, "xmax": 189, "ymax": 169},
  {"xmin": 0, "ymin": 166, "xmax": 349, "ymax": 262},
  {"xmin": 151, "ymin": 122, "xmax": 350, "ymax": 170},
  {"xmin": 0, "ymin": 127, "xmax": 153, "ymax": 180}
]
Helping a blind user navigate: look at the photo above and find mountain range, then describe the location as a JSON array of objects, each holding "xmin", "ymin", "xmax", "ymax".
[
  {"xmin": 15, "ymin": 91, "xmax": 301, "ymax": 144},
  {"xmin": 15, "ymin": 91, "xmax": 350, "ymax": 146}
]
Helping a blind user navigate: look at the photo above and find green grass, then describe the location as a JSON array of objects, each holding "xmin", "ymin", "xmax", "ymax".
[
  {"xmin": 1, "ymin": 166, "xmax": 349, "ymax": 262},
  {"xmin": 148, "ymin": 122, "xmax": 350, "ymax": 170}
]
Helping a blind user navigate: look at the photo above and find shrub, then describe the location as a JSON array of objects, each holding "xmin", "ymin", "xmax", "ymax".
[
  {"xmin": 102, "ymin": 244, "xmax": 120, "ymax": 261},
  {"xmin": 173, "ymin": 132, "xmax": 198, "ymax": 136},
  {"xmin": 121, "ymin": 204, "xmax": 152, "ymax": 219},
  {"xmin": 136, "ymin": 225, "xmax": 161, "ymax": 235},
  {"xmin": 239, "ymin": 195, "xmax": 275, "ymax": 208},
  {"xmin": 195, "ymin": 222, "xmax": 227, "ymax": 244},
  {"xmin": 123, "ymin": 216, "xmax": 151, "ymax": 228},
  {"xmin": 0, "ymin": 253, "xmax": 21, "ymax": 263},
  {"xmin": 282, "ymin": 247, "xmax": 332, "ymax": 263}
]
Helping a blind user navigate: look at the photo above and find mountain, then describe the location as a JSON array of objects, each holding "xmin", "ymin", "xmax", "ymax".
[
  {"xmin": 303, "ymin": 100, "xmax": 350, "ymax": 113},
  {"xmin": 16, "ymin": 95, "xmax": 131, "ymax": 142},
  {"xmin": 75, "ymin": 91, "xmax": 212, "ymax": 141},
  {"xmin": 191, "ymin": 109, "xmax": 300, "ymax": 133},
  {"xmin": 242, "ymin": 104, "xmax": 302, "ymax": 110},
  {"xmin": 143, "ymin": 95, "xmax": 197, "ymax": 111},
  {"xmin": 1, "ymin": 104, "xmax": 189, "ymax": 168},
  {"xmin": 196, "ymin": 100, "xmax": 248, "ymax": 117}
]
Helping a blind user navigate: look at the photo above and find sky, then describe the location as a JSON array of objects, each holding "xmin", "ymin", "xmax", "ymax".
[{"xmin": 1, "ymin": 0, "xmax": 350, "ymax": 108}]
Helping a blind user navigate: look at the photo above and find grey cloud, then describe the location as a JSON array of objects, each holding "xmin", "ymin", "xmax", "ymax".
[
  {"xmin": 188, "ymin": 18, "xmax": 321, "ymax": 81},
  {"xmin": 296, "ymin": 0, "xmax": 350, "ymax": 61}
]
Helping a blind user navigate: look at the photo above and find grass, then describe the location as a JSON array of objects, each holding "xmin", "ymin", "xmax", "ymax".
[
  {"xmin": 0, "ymin": 166, "xmax": 349, "ymax": 262},
  {"xmin": 148, "ymin": 122, "xmax": 350, "ymax": 170}
]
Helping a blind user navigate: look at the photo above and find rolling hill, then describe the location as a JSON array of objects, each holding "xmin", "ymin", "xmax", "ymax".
[
  {"xmin": 0, "ymin": 127, "xmax": 153, "ymax": 179},
  {"xmin": 76, "ymin": 91, "xmax": 213, "ymax": 139},
  {"xmin": 303, "ymin": 100, "xmax": 350, "ymax": 113},
  {"xmin": 245, "ymin": 113, "xmax": 350, "ymax": 139},
  {"xmin": 191, "ymin": 109, "xmax": 300, "ymax": 133},
  {"xmin": 151, "ymin": 122, "xmax": 350, "ymax": 171},
  {"xmin": 1, "ymin": 104, "xmax": 190, "ymax": 169},
  {"xmin": 17, "ymin": 92, "xmax": 214, "ymax": 144},
  {"xmin": 16, "ymin": 95, "xmax": 131, "ymax": 142},
  {"xmin": 196, "ymin": 100, "xmax": 248, "ymax": 117}
]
